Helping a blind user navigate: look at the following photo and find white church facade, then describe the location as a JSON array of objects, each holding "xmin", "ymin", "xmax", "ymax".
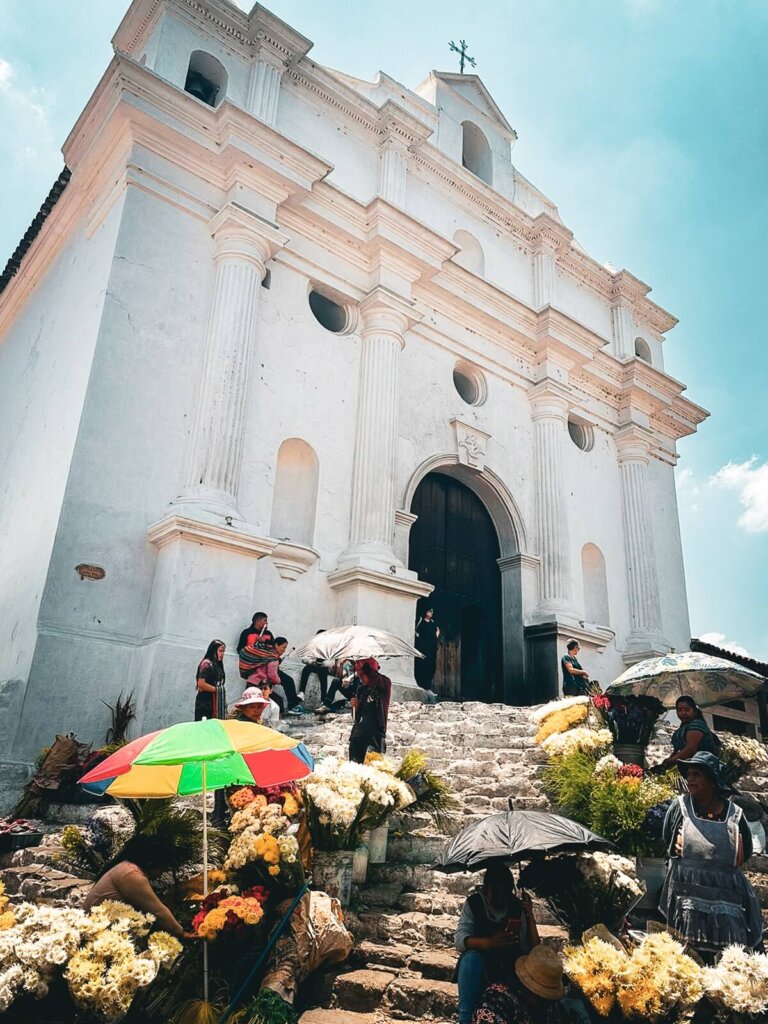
[{"xmin": 0, "ymin": 0, "xmax": 707, "ymax": 772}]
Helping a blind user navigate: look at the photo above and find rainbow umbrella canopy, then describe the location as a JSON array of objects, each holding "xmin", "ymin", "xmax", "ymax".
[
  {"xmin": 79, "ymin": 718, "xmax": 314, "ymax": 797},
  {"xmin": 79, "ymin": 718, "xmax": 314, "ymax": 1004}
]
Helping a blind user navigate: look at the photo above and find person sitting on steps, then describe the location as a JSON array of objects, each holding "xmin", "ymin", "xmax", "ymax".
[
  {"xmin": 272, "ymin": 636, "xmax": 309, "ymax": 715},
  {"xmin": 315, "ymin": 659, "xmax": 359, "ymax": 716},
  {"xmin": 455, "ymin": 862, "xmax": 540, "ymax": 1024}
]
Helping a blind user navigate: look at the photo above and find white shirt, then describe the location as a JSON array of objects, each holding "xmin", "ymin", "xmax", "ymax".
[{"xmin": 261, "ymin": 699, "xmax": 280, "ymax": 728}]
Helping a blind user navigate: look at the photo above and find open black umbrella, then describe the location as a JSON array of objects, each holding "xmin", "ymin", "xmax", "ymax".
[{"xmin": 434, "ymin": 809, "xmax": 613, "ymax": 873}]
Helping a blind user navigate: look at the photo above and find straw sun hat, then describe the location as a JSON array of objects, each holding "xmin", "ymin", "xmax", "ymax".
[{"xmin": 514, "ymin": 945, "xmax": 565, "ymax": 1001}]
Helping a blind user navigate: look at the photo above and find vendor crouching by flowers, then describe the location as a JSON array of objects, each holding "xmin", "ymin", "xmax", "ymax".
[
  {"xmin": 455, "ymin": 862, "xmax": 540, "ymax": 1024},
  {"xmin": 83, "ymin": 835, "xmax": 191, "ymax": 939}
]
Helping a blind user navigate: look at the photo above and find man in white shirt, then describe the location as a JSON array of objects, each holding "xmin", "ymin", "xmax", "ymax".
[{"xmin": 256, "ymin": 681, "xmax": 281, "ymax": 729}]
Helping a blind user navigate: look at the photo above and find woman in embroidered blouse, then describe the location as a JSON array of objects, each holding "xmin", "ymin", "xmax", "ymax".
[{"xmin": 652, "ymin": 695, "xmax": 718, "ymax": 773}]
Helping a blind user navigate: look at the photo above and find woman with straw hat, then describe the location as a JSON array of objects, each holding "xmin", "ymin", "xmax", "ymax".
[{"xmin": 471, "ymin": 945, "xmax": 588, "ymax": 1023}]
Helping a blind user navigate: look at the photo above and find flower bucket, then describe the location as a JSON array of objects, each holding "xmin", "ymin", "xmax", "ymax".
[
  {"xmin": 311, "ymin": 849, "xmax": 354, "ymax": 907},
  {"xmin": 613, "ymin": 743, "xmax": 645, "ymax": 768},
  {"xmin": 366, "ymin": 823, "xmax": 389, "ymax": 864},
  {"xmin": 635, "ymin": 856, "xmax": 666, "ymax": 910},
  {"xmin": 406, "ymin": 772, "xmax": 430, "ymax": 798},
  {"xmin": 351, "ymin": 842, "xmax": 369, "ymax": 885}
]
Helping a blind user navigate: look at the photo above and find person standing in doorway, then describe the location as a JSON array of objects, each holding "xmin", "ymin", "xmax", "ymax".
[
  {"xmin": 415, "ymin": 607, "xmax": 440, "ymax": 703},
  {"xmin": 348, "ymin": 658, "xmax": 392, "ymax": 763},
  {"xmin": 561, "ymin": 640, "xmax": 589, "ymax": 697},
  {"xmin": 194, "ymin": 640, "xmax": 227, "ymax": 721}
]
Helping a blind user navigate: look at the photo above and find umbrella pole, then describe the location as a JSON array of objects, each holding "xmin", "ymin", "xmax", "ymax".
[{"xmin": 202, "ymin": 761, "xmax": 209, "ymax": 1003}]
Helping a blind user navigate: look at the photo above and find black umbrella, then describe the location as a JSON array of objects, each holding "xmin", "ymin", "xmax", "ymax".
[{"xmin": 434, "ymin": 810, "xmax": 613, "ymax": 873}]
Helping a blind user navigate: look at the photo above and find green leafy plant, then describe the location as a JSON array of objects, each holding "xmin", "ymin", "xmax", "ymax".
[
  {"xmin": 124, "ymin": 799, "xmax": 227, "ymax": 882},
  {"xmin": 543, "ymin": 749, "xmax": 600, "ymax": 824},
  {"xmin": 395, "ymin": 750, "xmax": 457, "ymax": 830},
  {"xmin": 231, "ymin": 989, "xmax": 299, "ymax": 1024},
  {"xmin": 102, "ymin": 690, "xmax": 137, "ymax": 746}
]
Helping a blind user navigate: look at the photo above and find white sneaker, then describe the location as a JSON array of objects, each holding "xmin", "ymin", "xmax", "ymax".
[{"xmin": 297, "ymin": 693, "xmax": 305, "ymax": 701}]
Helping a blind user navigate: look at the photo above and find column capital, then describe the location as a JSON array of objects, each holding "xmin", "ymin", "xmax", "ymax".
[
  {"xmin": 614, "ymin": 424, "xmax": 655, "ymax": 464},
  {"xmin": 359, "ymin": 288, "xmax": 420, "ymax": 342},
  {"xmin": 209, "ymin": 204, "xmax": 289, "ymax": 271},
  {"xmin": 527, "ymin": 380, "xmax": 571, "ymax": 422},
  {"xmin": 529, "ymin": 213, "xmax": 573, "ymax": 256},
  {"xmin": 609, "ymin": 269, "xmax": 650, "ymax": 309},
  {"xmin": 377, "ymin": 100, "xmax": 432, "ymax": 152}
]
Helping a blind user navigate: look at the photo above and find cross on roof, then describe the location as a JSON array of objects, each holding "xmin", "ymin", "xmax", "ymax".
[{"xmin": 449, "ymin": 39, "xmax": 476, "ymax": 75}]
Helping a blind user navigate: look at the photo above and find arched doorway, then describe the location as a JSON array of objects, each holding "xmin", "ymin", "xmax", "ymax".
[{"xmin": 409, "ymin": 472, "xmax": 503, "ymax": 701}]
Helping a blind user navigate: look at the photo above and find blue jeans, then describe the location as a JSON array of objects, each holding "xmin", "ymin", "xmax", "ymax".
[{"xmin": 457, "ymin": 949, "xmax": 485, "ymax": 1024}]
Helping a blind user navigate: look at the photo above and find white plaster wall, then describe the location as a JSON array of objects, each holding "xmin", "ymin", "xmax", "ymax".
[
  {"xmin": 556, "ymin": 273, "xmax": 613, "ymax": 340},
  {"xmin": 406, "ymin": 175, "xmax": 533, "ymax": 305},
  {"xmin": 0, "ymin": 200, "xmax": 123, "ymax": 744},
  {"xmin": 277, "ymin": 85, "xmax": 379, "ymax": 204},
  {"xmin": 12, "ymin": 183, "xmax": 214, "ymax": 756}
]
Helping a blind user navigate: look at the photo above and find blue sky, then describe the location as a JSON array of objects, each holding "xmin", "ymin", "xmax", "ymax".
[{"xmin": 1, "ymin": 1, "xmax": 766, "ymax": 658}]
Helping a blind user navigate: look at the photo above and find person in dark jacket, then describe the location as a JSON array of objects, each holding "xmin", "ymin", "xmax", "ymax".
[
  {"xmin": 455, "ymin": 862, "xmax": 539, "ymax": 1024},
  {"xmin": 348, "ymin": 658, "xmax": 391, "ymax": 763},
  {"xmin": 237, "ymin": 612, "xmax": 274, "ymax": 654},
  {"xmin": 414, "ymin": 608, "xmax": 440, "ymax": 699},
  {"xmin": 194, "ymin": 640, "xmax": 227, "ymax": 721}
]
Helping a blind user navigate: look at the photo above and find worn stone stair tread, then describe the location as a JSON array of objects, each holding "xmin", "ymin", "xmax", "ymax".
[
  {"xmin": 407, "ymin": 948, "xmax": 458, "ymax": 980},
  {"xmin": 352, "ymin": 942, "xmax": 414, "ymax": 969},
  {"xmin": 334, "ymin": 969, "xmax": 397, "ymax": 1012},
  {"xmin": 300, "ymin": 1011, "xmax": 380, "ymax": 1024},
  {"xmin": 386, "ymin": 976, "xmax": 458, "ymax": 1017}
]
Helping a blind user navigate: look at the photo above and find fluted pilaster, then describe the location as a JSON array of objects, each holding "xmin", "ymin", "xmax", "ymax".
[
  {"xmin": 176, "ymin": 205, "xmax": 288, "ymax": 517},
  {"xmin": 616, "ymin": 427, "xmax": 663, "ymax": 647},
  {"xmin": 247, "ymin": 59, "xmax": 282, "ymax": 126},
  {"xmin": 379, "ymin": 142, "xmax": 407, "ymax": 206},
  {"xmin": 611, "ymin": 302, "xmax": 635, "ymax": 361},
  {"xmin": 529, "ymin": 384, "xmax": 573, "ymax": 615},
  {"xmin": 533, "ymin": 249, "xmax": 557, "ymax": 308}
]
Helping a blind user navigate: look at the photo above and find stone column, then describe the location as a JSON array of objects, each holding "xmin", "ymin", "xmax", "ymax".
[
  {"xmin": 176, "ymin": 204, "xmax": 287, "ymax": 518},
  {"xmin": 615, "ymin": 426, "xmax": 664, "ymax": 650},
  {"xmin": 346, "ymin": 291, "xmax": 412, "ymax": 562},
  {"xmin": 529, "ymin": 383, "xmax": 573, "ymax": 616}
]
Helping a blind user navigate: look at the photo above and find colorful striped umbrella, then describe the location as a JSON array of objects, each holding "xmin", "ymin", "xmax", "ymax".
[
  {"xmin": 78, "ymin": 718, "xmax": 314, "ymax": 1003},
  {"xmin": 79, "ymin": 719, "xmax": 313, "ymax": 797}
]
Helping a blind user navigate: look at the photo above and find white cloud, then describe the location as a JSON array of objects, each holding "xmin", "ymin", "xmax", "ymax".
[
  {"xmin": 710, "ymin": 458, "xmax": 768, "ymax": 533},
  {"xmin": 676, "ymin": 465, "xmax": 701, "ymax": 513},
  {"xmin": 698, "ymin": 632, "xmax": 753, "ymax": 659},
  {"xmin": 0, "ymin": 56, "xmax": 56, "ymax": 167}
]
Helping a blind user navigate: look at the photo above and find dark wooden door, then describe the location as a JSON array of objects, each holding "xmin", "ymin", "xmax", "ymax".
[{"xmin": 409, "ymin": 472, "xmax": 503, "ymax": 701}]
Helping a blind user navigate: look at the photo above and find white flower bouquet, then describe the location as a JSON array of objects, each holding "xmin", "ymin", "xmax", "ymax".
[
  {"xmin": 702, "ymin": 944, "xmax": 768, "ymax": 1021},
  {"xmin": 0, "ymin": 898, "xmax": 181, "ymax": 1021},
  {"xmin": 720, "ymin": 734, "xmax": 768, "ymax": 786},
  {"xmin": 519, "ymin": 851, "xmax": 644, "ymax": 939},
  {"xmin": 302, "ymin": 756, "xmax": 414, "ymax": 850},
  {"xmin": 542, "ymin": 727, "xmax": 613, "ymax": 758}
]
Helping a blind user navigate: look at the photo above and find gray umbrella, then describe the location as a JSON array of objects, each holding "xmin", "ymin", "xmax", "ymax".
[{"xmin": 434, "ymin": 809, "xmax": 612, "ymax": 873}]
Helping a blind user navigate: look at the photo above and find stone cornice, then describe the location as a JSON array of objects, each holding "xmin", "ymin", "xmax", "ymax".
[
  {"xmin": 114, "ymin": 0, "xmax": 312, "ymax": 66},
  {"xmin": 147, "ymin": 513, "xmax": 278, "ymax": 557},
  {"xmin": 377, "ymin": 99, "xmax": 433, "ymax": 151},
  {"xmin": 327, "ymin": 565, "xmax": 434, "ymax": 600}
]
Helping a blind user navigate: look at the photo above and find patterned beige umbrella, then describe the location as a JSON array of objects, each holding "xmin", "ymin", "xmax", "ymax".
[{"xmin": 606, "ymin": 651, "xmax": 764, "ymax": 708}]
